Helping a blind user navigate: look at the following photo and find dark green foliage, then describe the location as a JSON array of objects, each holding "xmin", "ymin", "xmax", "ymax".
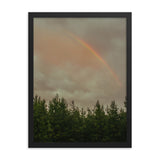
[
  {"xmin": 33, "ymin": 96, "xmax": 49, "ymax": 142},
  {"xmin": 33, "ymin": 95, "xmax": 127, "ymax": 142}
]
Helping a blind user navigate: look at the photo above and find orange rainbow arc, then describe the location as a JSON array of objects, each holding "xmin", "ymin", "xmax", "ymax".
[{"xmin": 66, "ymin": 32, "xmax": 122, "ymax": 87}]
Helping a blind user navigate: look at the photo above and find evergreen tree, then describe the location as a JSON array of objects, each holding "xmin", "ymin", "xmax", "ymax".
[
  {"xmin": 33, "ymin": 96, "xmax": 49, "ymax": 142},
  {"xmin": 33, "ymin": 95, "xmax": 127, "ymax": 142}
]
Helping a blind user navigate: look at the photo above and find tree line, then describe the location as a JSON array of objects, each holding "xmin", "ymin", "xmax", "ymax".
[{"xmin": 33, "ymin": 95, "xmax": 127, "ymax": 142}]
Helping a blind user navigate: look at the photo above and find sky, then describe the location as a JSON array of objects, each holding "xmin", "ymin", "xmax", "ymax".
[{"xmin": 34, "ymin": 17, "xmax": 126, "ymax": 109}]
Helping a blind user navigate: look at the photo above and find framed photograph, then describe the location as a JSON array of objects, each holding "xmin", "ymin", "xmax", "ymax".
[{"xmin": 29, "ymin": 12, "xmax": 131, "ymax": 148}]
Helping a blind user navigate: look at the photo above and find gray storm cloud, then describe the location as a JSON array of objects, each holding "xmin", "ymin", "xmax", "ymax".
[{"xmin": 34, "ymin": 18, "xmax": 126, "ymax": 109}]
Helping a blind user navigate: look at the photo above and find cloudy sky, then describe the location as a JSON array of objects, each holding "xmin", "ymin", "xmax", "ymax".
[{"xmin": 34, "ymin": 18, "xmax": 126, "ymax": 108}]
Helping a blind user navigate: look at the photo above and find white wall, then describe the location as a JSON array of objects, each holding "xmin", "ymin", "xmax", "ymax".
[{"xmin": 0, "ymin": 0, "xmax": 160, "ymax": 160}]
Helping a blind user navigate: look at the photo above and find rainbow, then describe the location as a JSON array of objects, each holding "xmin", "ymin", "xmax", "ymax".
[{"xmin": 66, "ymin": 32, "xmax": 122, "ymax": 87}]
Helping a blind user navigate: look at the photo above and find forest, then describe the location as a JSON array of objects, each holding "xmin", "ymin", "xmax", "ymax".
[{"xmin": 33, "ymin": 95, "xmax": 127, "ymax": 142}]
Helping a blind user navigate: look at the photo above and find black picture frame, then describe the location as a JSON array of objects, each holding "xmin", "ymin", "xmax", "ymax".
[{"xmin": 29, "ymin": 12, "xmax": 132, "ymax": 148}]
